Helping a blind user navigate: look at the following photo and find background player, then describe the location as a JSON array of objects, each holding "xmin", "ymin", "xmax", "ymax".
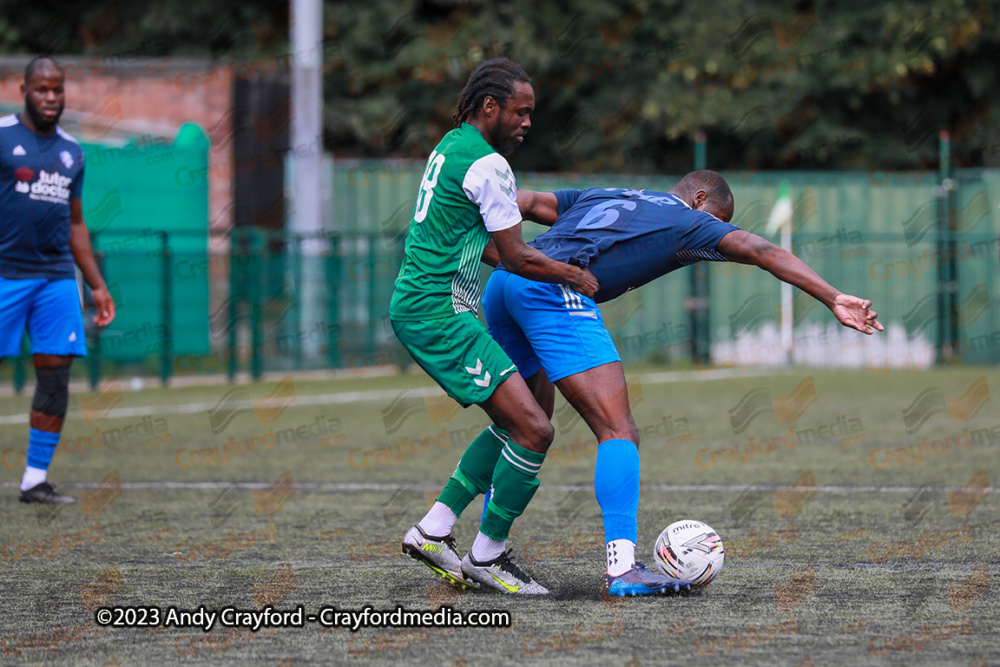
[
  {"xmin": 391, "ymin": 58, "xmax": 612, "ymax": 594},
  {"xmin": 0, "ymin": 56, "xmax": 116, "ymax": 504},
  {"xmin": 449, "ymin": 171, "xmax": 879, "ymax": 596}
]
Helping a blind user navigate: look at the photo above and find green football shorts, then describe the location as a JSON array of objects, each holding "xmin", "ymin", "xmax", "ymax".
[{"xmin": 391, "ymin": 312, "xmax": 518, "ymax": 407}]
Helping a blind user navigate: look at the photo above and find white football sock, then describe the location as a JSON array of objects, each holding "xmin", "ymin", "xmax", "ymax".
[
  {"xmin": 418, "ymin": 502, "xmax": 458, "ymax": 537},
  {"xmin": 21, "ymin": 466, "xmax": 47, "ymax": 491},
  {"xmin": 470, "ymin": 531, "xmax": 506, "ymax": 563},
  {"xmin": 606, "ymin": 539, "xmax": 636, "ymax": 576}
]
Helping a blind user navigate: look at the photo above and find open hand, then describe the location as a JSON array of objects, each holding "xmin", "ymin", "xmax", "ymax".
[{"xmin": 831, "ymin": 294, "xmax": 882, "ymax": 334}]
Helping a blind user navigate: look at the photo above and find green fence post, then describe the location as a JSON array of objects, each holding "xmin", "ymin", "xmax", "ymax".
[
  {"xmin": 395, "ymin": 244, "xmax": 409, "ymax": 372},
  {"xmin": 88, "ymin": 244, "xmax": 103, "ymax": 390},
  {"xmin": 88, "ymin": 332, "xmax": 101, "ymax": 390},
  {"xmin": 294, "ymin": 234, "xmax": 304, "ymax": 370},
  {"xmin": 228, "ymin": 229, "xmax": 241, "ymax": 382},
  {"xmin": 13, "ymin": 355, "xmax": 25, "ymax": 394},
  {"xmin": 326, "ymin": 234, "xmax": 341, "ymax": 369},
  {"xmin": 366, "ymin": 235, "xmax": 377, "ymax": 364},
  {"xmin": 251, "ymin": 228, "xmax": 264, "ymax": 381},
  {"xmin": 943, "ymin": 133, "xmax": 959, "ymax": 362},
  {"xmin": 936, "ymin": 131, "xmax": 951, "ymax": 363},
  {"xmin": 159, "ymin": 231, "xmax": 173, "ymax": 386},
  {"xmin": 688, "ymin": 131, "xmax": 710, "ymax": 366}
]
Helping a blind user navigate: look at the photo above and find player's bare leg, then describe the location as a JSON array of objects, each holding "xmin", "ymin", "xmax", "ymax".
[
  {"xmin": 554, "ymin": 361, "xmax": 637, "ymax": 444},
  {"xmin": 522, "ymin": 367, "xmax": 555, "ymax": 420},
  {"xmin": 555, "ymin": 361, "xmax": 690, "ymax": 594},
  {"xmin": 479, "ymin": 371, "xmax": 554, "ymax": 453}
]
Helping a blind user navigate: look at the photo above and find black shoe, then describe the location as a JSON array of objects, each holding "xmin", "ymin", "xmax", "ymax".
[{"xmin": 19, "ymin": 482, "xmax": 75, "ymax": 505}]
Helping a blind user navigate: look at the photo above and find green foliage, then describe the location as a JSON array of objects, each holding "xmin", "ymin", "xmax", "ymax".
[
  {"xmin": 1, "ymin": 0, "xmax": 287, "ymax": 59},
  {"xmin": 324, "ymin": 0, "xmax": 1000, "ymax": 172},
  {"xmin": 3, "ymin": 0, "xmax": 998, "ymax": 171}
]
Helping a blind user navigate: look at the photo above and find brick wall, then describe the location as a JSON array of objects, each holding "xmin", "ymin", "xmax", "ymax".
[{"xmin": 0, "ymin": 55, "xmax": 234, "ymax": 234}]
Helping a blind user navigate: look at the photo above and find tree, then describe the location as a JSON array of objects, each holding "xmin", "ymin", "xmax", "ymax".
[{"xmin": 3, "ymin": 0, "xmax": 998, "ymax": 171}]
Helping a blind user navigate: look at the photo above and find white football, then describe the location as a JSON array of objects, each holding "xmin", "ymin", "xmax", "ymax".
[{"xmin": 653, "ymin": 519, "xmax": 725, "ymax": 588}]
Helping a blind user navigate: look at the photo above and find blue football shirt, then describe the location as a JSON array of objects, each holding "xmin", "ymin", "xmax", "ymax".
[
  {"xmin": 529, "ymin": 188, "xmax": 741, "ymax": 303},
  {"xmin": 0, "ymin": 114, "xmax": 85, "ymax": 280}
]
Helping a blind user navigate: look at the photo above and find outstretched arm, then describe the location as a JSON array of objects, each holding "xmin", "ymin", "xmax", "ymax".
[{"xmin": 716, "ymin": 230, "xmax": 883, "ymax": 335}]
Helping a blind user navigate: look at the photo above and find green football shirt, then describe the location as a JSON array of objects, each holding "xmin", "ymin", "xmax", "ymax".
[{"xmin": 389, "ymin": 123, "xmax": 521, "ymax": 321}]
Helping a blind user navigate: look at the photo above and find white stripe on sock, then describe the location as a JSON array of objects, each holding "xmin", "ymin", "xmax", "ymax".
[
  {"xmin": 502, "ymin": 445, "xmax": 541, "ymax": 471},
  {"xmin": 501, "ymin": 449, "xmax": 540, "ymax": 475},
  {"xmin": 487, "ymin": 425, "xmax": 507, "ymax": 444}
]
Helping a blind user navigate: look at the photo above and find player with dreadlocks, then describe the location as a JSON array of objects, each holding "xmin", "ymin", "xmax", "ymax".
[{"xmin": 394, "ymin": 58, "xmax": 666, "ymax": 595}]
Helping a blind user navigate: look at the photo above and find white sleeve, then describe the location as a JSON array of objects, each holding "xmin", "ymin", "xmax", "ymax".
[{"xmin": 462, "ymin": 153, "xmax": 522, "ymax": 232}]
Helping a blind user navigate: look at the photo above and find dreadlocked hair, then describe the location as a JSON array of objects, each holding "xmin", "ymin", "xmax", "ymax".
[{"xmin": 453, "ymin": 57, "xmax": 531, "ymax": 127}]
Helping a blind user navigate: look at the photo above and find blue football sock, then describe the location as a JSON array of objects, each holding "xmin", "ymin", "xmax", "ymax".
[
  {"xmin": 594, "ymin": 439, "xmax": 640, "ymax": 545},
  {"xmin": 26, "ymin": 428, "xmax": 60, "ymax": 472}
]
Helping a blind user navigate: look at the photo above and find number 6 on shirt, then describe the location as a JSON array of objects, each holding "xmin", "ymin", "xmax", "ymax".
[{"xmin": 576, "ymin": 199, "xmax": 637, "ymax": 230}]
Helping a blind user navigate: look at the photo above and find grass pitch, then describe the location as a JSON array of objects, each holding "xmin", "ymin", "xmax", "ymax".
[{"xmin": 1, "ymin": 366, "xmax": 997, "ymax": 665}]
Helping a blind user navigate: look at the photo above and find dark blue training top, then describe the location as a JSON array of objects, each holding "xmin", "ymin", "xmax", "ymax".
[
  {"xmin": 525, "ymin": 188, "xmax": 740, "ymax": 303},
  {"xmin": 0, "ymin": 114, "xmax": 85, "ymax": 280}
]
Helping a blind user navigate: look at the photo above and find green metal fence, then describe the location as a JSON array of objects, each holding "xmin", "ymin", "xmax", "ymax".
[
  {"xmin": 78, "ymin": 228, "xmax": 409, "ymax": 385},
  {"xmin": 94, "ymin": 164, "xmax": 1000, "ymax": 384},
  {"xmin": 5, "ymin": 157, "xmax": 998, "ymax": 391},
  {"xmin": 331, "ymin": 158, "xmax": 1000, "ymax": 372},
  {"xmin": 4, "ymin": 125, "xmax": 213, "ymax": 391}
]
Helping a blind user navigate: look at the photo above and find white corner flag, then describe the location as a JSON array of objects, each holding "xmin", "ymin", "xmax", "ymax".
[{"xmin": 766, "ymin": 181, "xmax": 792, "ymax": 235}]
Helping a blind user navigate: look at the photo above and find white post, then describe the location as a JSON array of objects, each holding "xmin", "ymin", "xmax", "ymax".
[
  {"xmin": 780, "ymin": 219, "xmax": 794, "ymax": 365},
  {"xmin": 290, "ymin": 0, "xmax": 324, "ymax": 357},
  {"xmin": 767, "ymin": 181, "xmax": 795, "ymax": 366}
]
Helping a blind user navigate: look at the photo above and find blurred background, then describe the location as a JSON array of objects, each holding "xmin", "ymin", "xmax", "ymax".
[{"xmin": 1, "ymin": 0, "xmax": 998, "ymax": 390}]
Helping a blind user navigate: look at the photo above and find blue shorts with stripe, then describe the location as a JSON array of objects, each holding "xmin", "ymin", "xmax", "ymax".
[
  {"xmin": 0, "ymin": 277, "xmax": 87, "ymax": 358},
  {"xmin": 482, "ymin": 269, "xmax": 620, "ymax": 383}
]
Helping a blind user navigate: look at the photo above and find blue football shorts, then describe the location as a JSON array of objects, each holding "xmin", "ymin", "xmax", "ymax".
[
  {"xmin": 0, "ymin": 277, "xmax": 87, "ymax": 358},
  {"xmin": 482, "ymin": 269, "xmax": 620, "ymax": 382}
]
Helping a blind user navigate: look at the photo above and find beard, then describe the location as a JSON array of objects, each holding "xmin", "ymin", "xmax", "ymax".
[
  {"xmin": 25, "ymin": 97, "xmax": 63, "ymax": 133},
  {"xmin": 489, "ymin": 123, "xmax": 523, "ymax": 157}
]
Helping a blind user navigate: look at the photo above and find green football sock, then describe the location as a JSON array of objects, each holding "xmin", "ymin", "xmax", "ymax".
[
  {"xmin": 479, "ymin": 440, "xmax": 546, "ymax": 541},
  {"xmin": 436, "ymin": 425, "xmax": 508, "ymax": 516}
]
